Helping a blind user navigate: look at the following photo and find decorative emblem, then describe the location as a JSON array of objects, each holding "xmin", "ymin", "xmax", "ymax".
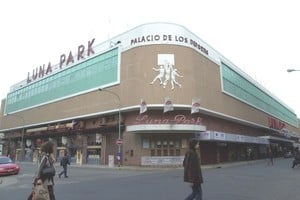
[{"xmin": 150, "ymin": 54, "xmax": 183, "ymax": 90}]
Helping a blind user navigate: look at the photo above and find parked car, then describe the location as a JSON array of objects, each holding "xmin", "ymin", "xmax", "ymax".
[{"xmin": 0, "ymin": 156, "xmax": 20, "ymax": 176}]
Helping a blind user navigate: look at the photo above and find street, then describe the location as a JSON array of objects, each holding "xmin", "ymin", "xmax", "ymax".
[{"xmin": 1, "ymin": 158, "xmax": 300, "ymax": 200}]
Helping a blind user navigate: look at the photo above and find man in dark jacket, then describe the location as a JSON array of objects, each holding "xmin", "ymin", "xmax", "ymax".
[
  {"xmin": 292, "ymin": 147, "xmax": 300, "ymax": 168},
  {"xmin": 183, "ymin": 138, "xmax": 203, "ymax": 200},
  {"xmin": 58, "ymin": 153, "xmax": 70, "ymax": 178}
]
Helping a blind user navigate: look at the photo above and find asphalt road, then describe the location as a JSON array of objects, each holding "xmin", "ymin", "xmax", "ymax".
[{"xmin": 0, "ymin": 158, "xmax": 299, "ymax": 200}]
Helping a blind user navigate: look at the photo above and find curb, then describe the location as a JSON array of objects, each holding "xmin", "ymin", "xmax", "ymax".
[{"xmin": 17, "ymin": 158, "xmax": 273, "ymax": 171}]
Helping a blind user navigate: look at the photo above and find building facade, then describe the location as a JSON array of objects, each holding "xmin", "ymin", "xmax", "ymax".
[{"xmin": 0, "ymin": 22, "xmax": 299, "ymax": 166}]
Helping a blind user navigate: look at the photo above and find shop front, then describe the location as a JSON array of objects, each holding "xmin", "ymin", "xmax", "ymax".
[
  {"xmin": 196, "ymin": 131, "xmax": 270, "ymax": 164},
  {"xmin": 259, "ymin": 136, "xmax": 295, "ymax": 157},
  {"xmin": 125, "ymin": 112, "xmax": 207, "ymax": 166}
]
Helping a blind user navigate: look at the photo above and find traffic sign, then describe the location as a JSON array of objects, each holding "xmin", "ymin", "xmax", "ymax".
[{"xmin": 116, "ymin": 139, "xmax": 123, "ymax": 145}]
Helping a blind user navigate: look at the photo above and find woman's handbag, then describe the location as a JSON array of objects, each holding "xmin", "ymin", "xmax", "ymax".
[
  {"xmin": 41, "ymin": 156, "xmax": 56, "ymax": 179},
  {"xmin": 41, "ymin": 165, "xmax": 56, "ymax": 178}
]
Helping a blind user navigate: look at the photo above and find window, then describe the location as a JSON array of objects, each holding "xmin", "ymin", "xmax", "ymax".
[
  {"xmin": 221, "ymin": 62, "xmax": 298, "ymax": 126},
  {"xmin": 144, "ymin": 137, "xmax": 181, "ymax": 157},
  {"xmin": 169, "ymin": 149, "xmax": 174, "ymax": 156},
  {"xmin": 156, "ymin": 141, "xmax": 161, "ymax": 148},
  {"xmin": 5, "ymin": 47, "xmax": 119, "ymax": 114},
  {"xmin": 142, "ymin": 138, "xmax": 150, "ymax": 148},
  {"xmin": 181, "ymin": 139, "xmax": 187, "ymax": 148},
  {"xmin": 157, "ymin": 149, "xmax": 162, "ymax": 156},
  {"xmin": 130, "ymin": 150, "xmax": 134, "ymax": 157},
  {"xmin": 151, "ymin": 149, "xmax": 155, "ymax": 156}
]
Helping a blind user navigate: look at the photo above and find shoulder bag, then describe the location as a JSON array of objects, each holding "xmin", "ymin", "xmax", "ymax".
[{"xmin": 41, "ymin": 156, "xmax": 56, "ymax": 179}]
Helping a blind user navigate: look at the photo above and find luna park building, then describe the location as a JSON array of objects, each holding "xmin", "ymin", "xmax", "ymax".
[{"xmin": 0, "ymin": 22, "xmax": 300, "ymax": 167}]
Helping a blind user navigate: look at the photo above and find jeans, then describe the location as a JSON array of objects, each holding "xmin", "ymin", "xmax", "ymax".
[
  {"xmin": 48, "ymin": 185, "xmax": 56, "ymax": 200},
  {"xmin": 185, "ymin": 183, "xmax": 202, "ymax": 200}
]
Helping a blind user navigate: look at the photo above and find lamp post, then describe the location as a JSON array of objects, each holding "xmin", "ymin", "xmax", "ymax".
[
  {"xmin": 7, "ymin": 114, "xmax": 25, "ymax": 162},
  {"xmin": 98, "ymin": 88, "xmax": 121, "ymax": 168},
  {"xmin": 287, "ymin": 69, "xmax": 300, "ymax": 73}
]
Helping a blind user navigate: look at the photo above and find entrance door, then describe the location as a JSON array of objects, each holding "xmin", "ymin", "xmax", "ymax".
[{"xmin": 87, "ymin": 148, "xmax": 101, "ymax": 165}]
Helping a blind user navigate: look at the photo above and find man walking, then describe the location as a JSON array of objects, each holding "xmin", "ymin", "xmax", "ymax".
[
  {"xmin": 58, "ymin": 153, "xmax": 70, "ymax": 178},
  {"xmin": 292, "ymin": 147, "xmax": 300, "ymax": 168}
]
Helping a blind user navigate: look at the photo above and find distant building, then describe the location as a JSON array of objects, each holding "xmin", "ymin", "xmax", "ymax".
[{"xmin": 1, "ymin": 22, "xmax": 299, "ymax": 166}]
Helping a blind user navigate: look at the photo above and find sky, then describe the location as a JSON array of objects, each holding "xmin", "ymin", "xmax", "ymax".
[{"xmin": 1, "ymin": 0, "xmax": 300, "ymax": 116}]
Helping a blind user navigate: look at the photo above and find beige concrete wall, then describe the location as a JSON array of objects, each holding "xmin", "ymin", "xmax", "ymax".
[{"xmin": 0, "ymin": 44, "xmax": 298, "ymax": 133}]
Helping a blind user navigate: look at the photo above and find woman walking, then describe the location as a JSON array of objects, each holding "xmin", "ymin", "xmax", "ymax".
[
  {"xmin": 28, "ymin": 141, "xmax": 56, "ymax": 200},
  {"xmin": 183, "ymin": 138, "xmax": 204, "ymax": 200}
]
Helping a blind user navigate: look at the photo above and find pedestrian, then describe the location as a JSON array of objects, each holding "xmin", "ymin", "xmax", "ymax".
[
  {"xmin": 292, "ymin": 147, "xmax": 300, "ymax": 168},
  {"xmin": 28, "ymin": 141, "xmax": 56, "ymax": 200},
  {"xmin": 58, "ymin": 152, "xmax": 70, "ymax": 178},
  {"xmin": 267, "ymin": 148, "xmax": 273, "ymax": 166},
  {"xmin": 183, "ymin": 138, "xmax": 204, "ymax": 200}
]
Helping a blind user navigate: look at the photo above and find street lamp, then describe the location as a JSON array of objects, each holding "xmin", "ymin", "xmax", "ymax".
[
  {"xmin": 7, "ymin": 114, "xmax": 25, "ymax": 162},
  {"xmin": 287, "ymin": 69, "xmax": 300, "ymax": 73},
  {"xmin": 98, "ymin": 88, "xmax": 122, "ymax": 168}
]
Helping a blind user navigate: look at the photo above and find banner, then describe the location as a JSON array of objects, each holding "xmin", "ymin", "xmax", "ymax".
[
  {"xmin": 163, "ymin": 97, "xmax": 174, "ymax": 113},
  {"xmin": 140, "ymin": 99, "xmax": 147, "ymax": 114},
  {"xmin": 191, "ymin": 98, "xmax": 201, "ymax": 114}
]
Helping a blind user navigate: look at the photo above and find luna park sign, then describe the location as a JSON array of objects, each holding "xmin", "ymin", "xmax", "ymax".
[
  {"xmin": 27, "ymin": 38, "xmax": 95, "ymax": 84},
  {"xmin": 135, "ymin": 114, "xmax": 203, "ymax": 125}
]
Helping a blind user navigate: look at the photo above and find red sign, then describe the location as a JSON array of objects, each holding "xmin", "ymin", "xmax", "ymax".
[
  {"xmin": 135, "ymin": 114, "xmax": 203, "ymax": 125},
  {"xmin": 116, "ymin": 139, "xmax": 123, "ymax": 145},
  {"xmin": 27, "ymin": 38, "xmax": 95, "ymax": 84},
  {"xmin": 268, "ymin": 117, "xmax": 285, "ymax": 130}
]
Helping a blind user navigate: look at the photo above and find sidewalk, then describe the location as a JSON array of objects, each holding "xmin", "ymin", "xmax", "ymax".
[
  {"xmin": 18, "ymin": 158, "xmax": 271, "ymax": 171},
  {"xmin": 202, "ymin": 158, "xmax": 268, "ymax": 169}
]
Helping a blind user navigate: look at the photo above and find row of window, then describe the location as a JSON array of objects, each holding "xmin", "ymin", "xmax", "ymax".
[
  {"xmin": 222, "ymin": 63, "xmax": 297, "ymax": 126},
  {"xmin": 142, "ymin": 138, "xmax": 188, "ymax": 156},
  {"xmin": 142, "ymin": 138, "xmax": 188, "ymax": 149},
  {"xmin": 6, "ymin": 48, "xmax": 119, "ymax": 113},
  {"xmin": 150, "ymin": 149, "xmax": 181, "ymax": 156}
]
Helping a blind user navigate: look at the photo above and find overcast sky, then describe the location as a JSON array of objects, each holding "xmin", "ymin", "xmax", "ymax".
[{"xmin": 1, "ymin": 0, "xmax": 300, "ymax": 116}]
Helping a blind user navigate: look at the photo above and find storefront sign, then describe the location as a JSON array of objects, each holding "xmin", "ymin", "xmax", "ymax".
[
  {"xmin": 225, "ymin": 133, "xmax": 237, "ymax": 142},
  {"xmin": 27, "ymin": 38, "xmax": 95, "ymax": 84},
  {"xmin": 268, "ymin": 117, "xmax": 285, "ymax": 130},
  {"xmin": 197, "ymin": 131, "xmax": 269, "ymax": 144},
  {"xmin": 116, "ymin": 139, "xmax": 123, "ymax": 145},
  {"xmin": 213, "ymin": 131, "xmax": 226, "ymax": 140},
  {"xmin": 141, "ymin": 156, "xmax": 184, "ymax": 166},
  {"xmin": 195, "ymin": 131, "xmax": 211, "ymax": 140},
  {"xmin": 130, "ymin": 34, "xmax": 208, "ymax": 55},
  {"xmin": 236, "ymin": 135, "xmax": 245, "ymax": 142},
  {"xmin": 135, "ymin": 114, "xmax": 202, "ymax": 125}
]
